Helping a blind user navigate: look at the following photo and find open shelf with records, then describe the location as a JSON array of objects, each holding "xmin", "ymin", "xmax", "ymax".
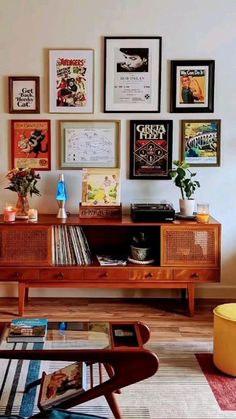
[{"xmin": 0, "ymin": 214, "xmax": 221, "ymax": 317}]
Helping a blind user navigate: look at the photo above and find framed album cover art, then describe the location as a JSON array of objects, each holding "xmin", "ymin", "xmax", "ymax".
[
  {"xmin": 130, "ymin": 120, "xmax": 173, "ymax": 179},
  {"xmin": 8, "ymin": 76, "xmax": 40, "ymax": 113},
  {"xmin": 11, "ymin": 120, "xmax": 51, "ymax": 170},
  {"xmin": 104, "ymin": 36, "xmax": 162, "ymax": 112},
  {"xmin": 181, "ymin": 119, "xmax": 221, "ymax": 167},
  {"xmin": 49, "ymin": 49, "xmax": 94, "ymax": 113},
  {"xmin": 170, "ymin": 60, "xmax": 215, "ymax": 113}
]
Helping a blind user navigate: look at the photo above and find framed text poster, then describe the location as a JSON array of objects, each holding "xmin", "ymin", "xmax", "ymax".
[
  {"xmin": 8, "ymin": 76, "xmax": 40, "ymax": 113},
  {"xmin": 49, "ymin": 49, "xmax": 94, "ymax": 113},
  {"xmin": 130, "ymin": 120, "xmax": 172, "ymax": 179},
  {"xmin": 104, "ymin": 37, "xmax": 162, "ymax": 112},
  {"xmin": 11, "ymin": 120, "xmax": 51, "ymax": 170}
]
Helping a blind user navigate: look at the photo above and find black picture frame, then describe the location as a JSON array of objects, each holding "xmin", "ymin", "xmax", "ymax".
[
  {"xmin": 104, "ymin": 36, "xmax": 162, "ymax": 113},
  {"xmin": 129, "ymin": 120, "xmax": 173, "ymax": 179},
  {"xmin": 170, "ymin": 60, "xmax": 215, "ymax": 113}
]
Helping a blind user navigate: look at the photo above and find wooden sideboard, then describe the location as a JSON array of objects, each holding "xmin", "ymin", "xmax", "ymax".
[{"xmin": 0, "ymin": 214, "xmax": 221, "ymax": 316}]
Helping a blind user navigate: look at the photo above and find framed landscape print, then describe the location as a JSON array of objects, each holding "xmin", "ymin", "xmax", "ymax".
[
  {"xmin": 104, "ymin": 36, "xmax": 162, "ymax": 112},
  {"xmin": 181, "ymin": 119, "xmax": 221, "ymax": 167},
  {"xmin": 130, "ymin": 120, "xmax": 173, "ymax": 179},
  {"xmin": 81, "ymin": 168, "xmax": 120, "ymax": 206},
  {"xmin": 170, "ymin": 60, "xmax": 215, "ymax": 113},
  {"xmin": 59, "ymin": 120, "xmax": 120, "ymax": 169},
  {"xmin": 8, "ymin": 76, "xmax": 40, "ymax": 113},
  {"xmin": 49, "ymin": 49, "xmax": 94, "ymax": 113},
  {"xmin": 11, "ymin": 120, "xmax": 51, "ymax": 170}
]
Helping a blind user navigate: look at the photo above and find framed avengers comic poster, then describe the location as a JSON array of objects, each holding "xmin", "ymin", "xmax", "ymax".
[
  {"xmin": 104, "ymin": 37, "xmax": 162, "ymax": 112},
  {"xmin": 170, "ymin": 60, "xmax": 215, "ymax": 113},
  {"xmin": 181, "ymin": 119, "xmax": 221, "ymax": 167},
  {"xmin": 129, "ymin": 120, "xmax": 172, "ymax": 179},
  {"xmin": 8, "ymin": 76, "xmax": 40, "ymax": 113},
  {"xmin": 11, "ymin": 120, "xmax": 51, "ymax": 170},
  {"xmin": 49, "ymin": 49, "xmax": 94, "ymax": 113}
]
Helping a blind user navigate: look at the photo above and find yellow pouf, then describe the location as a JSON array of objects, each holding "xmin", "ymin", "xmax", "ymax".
[{"xmin": 213, "ymin": 303, "xmax": 236, "ymax": 376}]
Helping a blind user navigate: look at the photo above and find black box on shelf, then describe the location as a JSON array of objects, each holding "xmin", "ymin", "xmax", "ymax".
[{"xmin": 131, "ymin": 203, "xmax": 175, "ymax": 222}]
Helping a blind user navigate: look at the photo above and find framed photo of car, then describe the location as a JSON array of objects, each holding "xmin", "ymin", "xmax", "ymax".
[
  {"xmin": 130, "ymin": 120, "xmax": 173, "ymax": 179},
  {"xmin": 170, "ymin": 60, "xmax": 215, "ymax": 113},
  {"xmin": 181, "ymin": 119, "xmax": 221, "ymax": 167},
  {"xmin": 104, "ymin": 36, "xmax": 162, "ymax": 112},
  {"xmin": 11, "ymin": 120, "xmax": 51, "ymax": 170},
  {"xmin": 8, "ymin": 76, "xmax": 40, "ymax": 114},
  {"xmin": 49, "ymin": 49, "xmax": 94, "ymax": 113}
]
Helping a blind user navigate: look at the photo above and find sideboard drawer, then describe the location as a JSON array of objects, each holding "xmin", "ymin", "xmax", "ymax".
[
  {"xmin": 173, "ymin": 269, "xmax": 220, "ymax": 282},
  {"xmin": 39, "ymin": 269, "xmax": 84, "ymax": 282},
  {"xmin": 129, "ymin": 268, "xmax": 172, "ymax": 281},
  {"xmin": 0, "ymin": 268, "xmax": 39, "ymax": 281},
  {"xmin": 84, "ymin": 268, "xmax": 129, "ymax": 281}
]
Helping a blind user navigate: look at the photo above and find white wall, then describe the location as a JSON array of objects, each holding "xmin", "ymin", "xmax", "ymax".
[{"xmin": 0, "ymin": 0, "xmax": 235, "ymax": 298}]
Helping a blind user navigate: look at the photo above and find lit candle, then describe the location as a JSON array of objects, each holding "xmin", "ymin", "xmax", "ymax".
[
  {"xmin": 4, "ymin": 205, "xmax": 16, "ymax": 222},
  {"xmin": 28, "ymin": 208, "xmax": 38, "ymax": 222}
]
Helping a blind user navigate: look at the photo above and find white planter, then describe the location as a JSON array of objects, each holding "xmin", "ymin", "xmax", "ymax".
[{"xmin": 179, "ymin": 199, "xmax": 195, "ymax": 216}]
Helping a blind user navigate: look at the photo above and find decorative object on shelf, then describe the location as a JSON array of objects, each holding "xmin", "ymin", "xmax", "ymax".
[
  {"xmin": 8, "ymin": 76, "xmax": 40, "ymax": 114},
  {"xmin": 170, "ymin": 60, "xmax": 215, "ymax": 113},
  {"xmin": 28, "ymin": 208, "xmax": 38, "ymax": 222},
  {"xmin": 5, "ymin": 167, "xmax": 41, "ymax": 220},
  {"xmin": 11, "ymin": 119, "xmax": 51, "ymax": 170},
  {"xmin": 3, "ymin": 204, "xmax": 16, "ymax": 222},
  {"xmin": 49, "ymin": 49, "xmax": 94, "ymax": 113},
  {"xmin": 81, "ymin": 168, "xmax": 120, "ymax": 206},
  {"xmin": 104, "ymin": 36, "xmax": 162, "ymax": 113},
  {"xmin": 130, "ymin": 232, "xmax": 152, "ymax": 262},
  {"xmin": 169, "ymin": 160, "xmax": 200, "ymax": 216},
  {"xmin": 56, "ymin": 174, "xmax": 68, "ymax": 219},
  {"xmin": 181, "ymin": 119, "xmax": 221, "ymax": 167},
  {"xmin": 129, "ymin": 120, "xmax": 173, "ymax": 179},
  {"xmin": 196, "ymin": 203, "xmax": 210, "ymax": 223}
]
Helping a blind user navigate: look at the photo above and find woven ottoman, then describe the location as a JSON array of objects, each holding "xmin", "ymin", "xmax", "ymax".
[{"xmin": 213, "ymin": 303, "xmax": 236, "ymax": 376}]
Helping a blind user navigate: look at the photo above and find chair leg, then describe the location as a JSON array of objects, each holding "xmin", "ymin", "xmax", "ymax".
[{"xmin": 105, "ymin": 392, "xmax": 122, "ymax": 419}]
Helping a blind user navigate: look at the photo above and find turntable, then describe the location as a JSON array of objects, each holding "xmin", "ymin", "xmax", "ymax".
[{"xmin": 131, "ymin": 203, "xmax": 175, "ymax": 222}]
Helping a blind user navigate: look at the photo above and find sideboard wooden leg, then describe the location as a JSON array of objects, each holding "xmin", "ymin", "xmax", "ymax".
[
  {"xmin": 105, "ymin": 392, "xmax": 122, "ymax": 419},
  {"xmin": 25, "ymin": 287, "xmax": 29, "ymax": 302},
  {"xmin": 18, "ymin": 283, "xmax": 25, "ymax": 316},
  {"xmin": 187, "ymin": 284, "xmax": 195, "ymax": 317}
]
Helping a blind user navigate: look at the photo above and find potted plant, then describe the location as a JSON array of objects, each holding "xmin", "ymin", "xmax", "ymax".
[
  {"xmin": 130, "ymin": 232, "xmax": 152, "ymax": 262},
  {"xmin": 169, "ymin": 160, "xmax": 200, "ymax": 216}
]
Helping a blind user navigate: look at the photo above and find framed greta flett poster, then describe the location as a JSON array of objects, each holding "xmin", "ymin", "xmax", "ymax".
[
  {"xmin": 170, "ymin": 60, "xmax": 215, "ymax": 113},
  {"xmin": 8, "ymin": 76, "xmax": 40, "ymax": 113},
  {"xmin": 104, "ymin": 36, "xmax": 162, "ymax": 112},
  {"xmin": 130, "ymin": 120, "xmax": 173, "ymax": 179},
  {"xmin": 49, "ymin": 49, "xmax": 94, "ymax": 113},
  {"xmin": 11, "ymin": 120, "xmax": 51, "ymax": 170},
  {"xmin": 182, "ymin": 119, "xmax": 221, "ymax": 167}
]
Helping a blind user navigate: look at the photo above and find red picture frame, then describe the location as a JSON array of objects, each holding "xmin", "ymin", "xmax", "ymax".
[{"xmin": 11, "ymin": 120, "xmax": 51, "ymax": 170}]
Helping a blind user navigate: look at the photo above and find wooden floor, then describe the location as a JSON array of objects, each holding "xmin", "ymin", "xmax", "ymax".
[{"xmin": 0, "ymin": 297, "xmax": 231, "ymax": 342}]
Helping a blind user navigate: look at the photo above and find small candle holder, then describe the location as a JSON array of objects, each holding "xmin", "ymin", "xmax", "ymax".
[
  {"xmin": 28, "ymin": 208, "xmax": 38, "ymax": 222},
  {"xmin": 4, "ymin": 205, "xmax": 16, "ymax": 222}
]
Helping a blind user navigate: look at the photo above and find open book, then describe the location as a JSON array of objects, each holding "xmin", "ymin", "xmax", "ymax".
[{"xmin": 38, "ymin": 362, "xmax": 87, "ymax": 410}]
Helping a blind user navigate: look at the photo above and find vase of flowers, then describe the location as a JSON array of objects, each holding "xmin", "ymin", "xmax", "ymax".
[{"xmin": 5, "ymin": 168, "xmax": 41, "ymax": 219}]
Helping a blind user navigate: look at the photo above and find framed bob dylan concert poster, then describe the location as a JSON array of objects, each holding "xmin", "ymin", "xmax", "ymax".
[
  {"xmin": 11, "ymin": 120, "xmax": 51, "ymax": 170},
  {"xmin": 130, "ymin": 120, "xmax": 173, "ymax": 179},
  {"xmin": 181, "ymin": 119, "xmax": 221, "ymax": 167},
  {"xmin": 8, "ymin": 76, "xmax": 40, "ymax": 113},
  {"xmin": 49, "ymin": 49, "xmax": 94, "ymax": 113},
  {"xmin": 104, "ymin": 36, "xmax": 162, "ymax": 112},
  {"xmin": 170, "ymin": 60, "xmax": 215, "ymax": 113},
  {"xmin": 59, "ymin": 120, "xmax": 120, "ymax": 169}
]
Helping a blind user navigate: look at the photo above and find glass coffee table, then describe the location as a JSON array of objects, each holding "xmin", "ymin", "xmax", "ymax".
[{"xmin": 0, "ymin": 321, "xmax": 158, "ymax": 419}]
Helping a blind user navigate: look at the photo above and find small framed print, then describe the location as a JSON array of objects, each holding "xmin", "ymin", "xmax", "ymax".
[
  {"xmin": 11, "ymin": 120, "xmax": 51, "ymax": 170},
  {"xmin": 9, "ymin": 76, "xmax": 40, "ymax": 113},
  {"xmin": 130, "ymin": 120, "xmax": 173, "ymax": 179},
  {"xmin": 59, "ymin": 120, "xmax": 120, "ymax": 169},
  {"xmin": 170, "ymin": 60, "xmax": 215, "ymax": 113},
  {"xmin": 104, "ymin": 36, "xmax": 162, "ymax": 112},
  {"xmin": 49, "ymin": 49, "xmax": 94, "ymax": 113},
  {"xmin": 181, "ymin": 119, "xmax": 221, "ymax": 167}
]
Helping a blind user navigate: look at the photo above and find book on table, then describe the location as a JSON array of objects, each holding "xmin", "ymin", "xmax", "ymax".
[
  {"xmin": 38, "ymin": 362, "xmax": 87, "ymax": 410},
  {"xmin": 7, "ymin": 318, "xmax": 48, "ymax": 342}
]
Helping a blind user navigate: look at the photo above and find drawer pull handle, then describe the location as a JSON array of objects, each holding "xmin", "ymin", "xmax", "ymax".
[
  {"xmin": 146, "ymin": 273, "xmax": 153, "ymax": 278},
  {"xmin": 15, "ymin": 272, "xmax": 20, "ymax": 278},
  {"xmin": 57, "ymin": 272, "xmax": 64, "ymax": 279},
  {"xmin": 100, "ymin": 272, "xmax": 108, "ymax": 278},
  {"xmin": 192, "ymin": 273, "xmax": 199, "ymax": 278}
]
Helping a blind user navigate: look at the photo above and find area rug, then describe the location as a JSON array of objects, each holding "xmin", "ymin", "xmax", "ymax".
[
  {"xmin": 1, "ymin": 340, "xmax": 236, "ymax": 419},
  {"xmin": 196, "ymin": 353, "xmax": 236, "ymax": 411}
]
